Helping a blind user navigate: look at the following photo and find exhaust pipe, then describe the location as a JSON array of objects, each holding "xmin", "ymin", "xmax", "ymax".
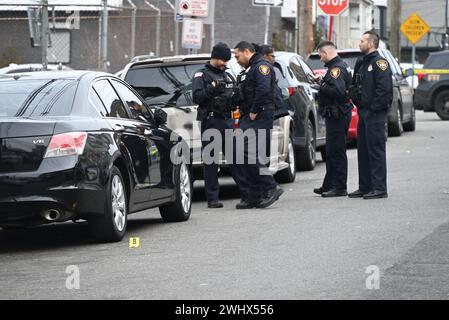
[{"xmin": 42, "ymin": 209, "xmax": 63, "ymax": 222}]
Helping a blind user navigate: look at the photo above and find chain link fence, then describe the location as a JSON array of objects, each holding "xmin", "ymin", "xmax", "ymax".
[{"xmin": 0, "ymin": 1, "xmax": 211, "ymax": 74}]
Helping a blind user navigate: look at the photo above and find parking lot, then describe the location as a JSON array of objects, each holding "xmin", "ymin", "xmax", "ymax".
[{"xmin": 1, "ymin": 110, "xmax": 448, "ymax": 300}]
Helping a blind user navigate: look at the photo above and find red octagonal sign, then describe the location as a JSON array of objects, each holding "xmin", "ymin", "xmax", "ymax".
[{"xmin": 318, "ymin": 0, "xmax": 349, "ymax": 16}]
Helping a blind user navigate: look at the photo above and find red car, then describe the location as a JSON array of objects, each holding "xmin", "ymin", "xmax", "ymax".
[{"xmin": 348, "ymin": 104, "xmax": 358, "ymax": 143}]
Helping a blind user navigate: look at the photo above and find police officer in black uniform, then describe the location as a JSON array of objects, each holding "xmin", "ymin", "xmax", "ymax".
[
  {"xmin": 349, "ymin": 31, "xmax": 393, "ymax": 199},
  {"xmin": 312, "ymin": 41, "xmax": 352, "ymax": 197},
  {"xmin": 233, "ymin": 41, "xmax": 284, "ymax": 209},
  {"xmin": 192, "ymin": 42, "xmax": 235, "ymax": 208}
]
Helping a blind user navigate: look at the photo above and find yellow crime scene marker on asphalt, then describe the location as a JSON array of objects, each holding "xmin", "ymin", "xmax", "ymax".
[
  {"xmin": 400, "ymin": 13, "xmax": 431, "ymax": 89},
  {"xmin": 129, "ymin": 237, "xmax": 140, "ymax": 248}
]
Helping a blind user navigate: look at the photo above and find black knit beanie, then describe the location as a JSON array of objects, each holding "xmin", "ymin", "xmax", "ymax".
[{"xmin": 211, "ymin": 42, "xmax": 231, "ymax": 61}]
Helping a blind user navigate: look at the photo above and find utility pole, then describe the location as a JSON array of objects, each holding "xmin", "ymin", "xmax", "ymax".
[
  {"xmin": 444, "ymin": 0, "xmax": 449, "ymax": 50},
  {"xmin": 295, "ymin": 0, "xmax": 299, "ymax": 53},
  {"xmin": 101, "ymin": 0, "xmax": 109, "ymax": 71},
  {"xmin": 165, "ymin": 0, "xmax": 179, "ymax": 55},
  {"xmin": 297, "ymin": 0, "xmax": 313, "ymax": 57},
  {"xmin": 41, "ymin": 0, "xmax": 49, "ymax": 70},
  {"xmin": 145, "ymin": 1, "xmax": 161, "ymax": 57},
  {"xmin": 389, "ymin": 0, "xmax": 401, "ymax": 60}
]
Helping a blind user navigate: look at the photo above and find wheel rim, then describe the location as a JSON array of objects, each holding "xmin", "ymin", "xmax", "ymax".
[
  {"xmin": 111, "ymin": 175, "xmax": 126, "ymax": 232},
  {"xmin": 288, "ymin": 141, "xmax": 295, "ymax": 175},
  {"xmin": 179, "ymin": 163, "xmax": 191, "ymax": 213},
  {"xmin": 308, "ymin": 122, "xmax": 316, "ymax": 163}
]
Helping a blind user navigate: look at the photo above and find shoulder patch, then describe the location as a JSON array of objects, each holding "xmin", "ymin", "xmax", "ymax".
[
  {"xmin": 194, "ymin": 72, "xmax": 203, "ymax": 78},
  {"xmin": 330, "ymin": 68, "xmax": 341, "ymax": 79},
  {"xmin": 259, "ymin": 64, "xmax": 271, "ymax": 76},
  {"xmin": 376, "ymin": 59, "xmax": 389, "ymax": 72}
]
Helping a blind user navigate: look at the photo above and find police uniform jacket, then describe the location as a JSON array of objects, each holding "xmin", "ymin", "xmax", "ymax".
[
  {"xmin": 319, "ymin": 56, "xmax": 351, "ymax": 111},
  {"xmin": 353, "ymin": 51, "xmax": 393, "ymax": 113},
  {"xmin": 192, "ymin": 62, "xmax": 235, "ymax": 121},
  {"xmin": 240, "ymin": 53, "xmax": 276, "ymax": 115}
]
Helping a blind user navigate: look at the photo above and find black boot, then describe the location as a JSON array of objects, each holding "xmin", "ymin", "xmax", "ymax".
[{"xmin": 208, "ymin": 201, "xmax": 224, "ymax": 208}]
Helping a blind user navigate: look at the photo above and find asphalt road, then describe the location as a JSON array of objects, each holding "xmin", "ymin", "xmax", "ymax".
[{"xmin": 1, "ymin": 111, "xmax": 448, "ymax": 300}]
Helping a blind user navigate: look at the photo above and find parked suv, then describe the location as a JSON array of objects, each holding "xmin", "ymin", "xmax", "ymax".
[
  {"xmin": 228, "ymin": 52, "xmax": 326, "ymax": 170},
  {"xmin": 307, "ymin": 48, "xmax": 416, "ymax": 136},
  {"xmin": 414, "ymin": 51, "xmax": 449, "ymax": 120},
  {"xmin": 121, "ymin": 55, "xmax": 297, "ymax": 183}
]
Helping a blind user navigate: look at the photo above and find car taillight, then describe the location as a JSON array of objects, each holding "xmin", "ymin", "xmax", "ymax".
[
  {"xmin": 44, "ymin": 132, "xmax": 87, "ymax": 158},
  {"xmin": 289, "ymin": 87, "xmax": 299, "ymax": 96},
  {"xmin": 417, "ymin": 73, "xmax": 427, "ymax": 82}
]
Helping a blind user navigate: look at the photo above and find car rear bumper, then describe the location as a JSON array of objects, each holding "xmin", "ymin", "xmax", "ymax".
[{"xmin": 0, "ymin": 156, "xmax": 106, "ymax": 226}]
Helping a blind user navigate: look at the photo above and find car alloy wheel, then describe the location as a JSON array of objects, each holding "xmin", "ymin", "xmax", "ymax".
[
  {"xmin": 111, "ymin": 175, "xmax": 126, "ymax": 232},
  {"xmin": 179, "ymin": 162, "xmax": 192, "ymax": 214},
  {"xmin": 288, "ymin": 141, "xmax": 295, "ymax": 176}
]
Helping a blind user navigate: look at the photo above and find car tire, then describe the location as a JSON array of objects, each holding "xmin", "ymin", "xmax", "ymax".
[
  {"xmin": 159, "ymin": 161, "xmax": 192, "ymax": 223},
  {"xmin": 297, "ymin": 119, "xmax": 316, "ymax": 171},
  {"xmin": 389, "ymin": 104, "xmax": 403, "ymax": 137},
  {"xmin": 435, "ymin": 90, "xmax": 449, "ymax": 121},
  {"xmin": 275, "ymin": 136, "xmax": 296, "ymax": 183},
  {"xmin": 89, "ymin": 166, "xmax": 127, "ymax": 243},
  {"xmin": 403, "ymin": 105, "xmax": 416, "ymax": 131}
]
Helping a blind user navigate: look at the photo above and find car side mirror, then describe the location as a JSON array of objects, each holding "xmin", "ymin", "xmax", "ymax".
[
  {"xmin": 405, "ymin": 68, "xmax": 414, "ymax": 77},
  {"xmin": 154, "ymin": 108, "xmax": 167, "ymax": 126}
]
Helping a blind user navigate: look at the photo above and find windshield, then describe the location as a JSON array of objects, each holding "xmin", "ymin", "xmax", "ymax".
[
  {"xmin": 0, "ymin": 79, "xmax": 77, "ymax": 118},
  {"xmin": 424, "ymin": 53, "xmax": 449, "ymax": 69},
  {"xmin": 124, "ymin": 64, "xmax": 204, "ymax": 107}
]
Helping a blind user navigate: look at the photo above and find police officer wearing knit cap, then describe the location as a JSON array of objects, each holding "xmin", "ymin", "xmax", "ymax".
[{"xmin": 192, "ymin": 42, "xmax": 236, "ymax": 208}]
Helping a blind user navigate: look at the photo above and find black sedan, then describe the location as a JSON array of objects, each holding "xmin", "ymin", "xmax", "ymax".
[{"xmin": 0, "ymin": 71, "xmax": 192, "ymax": 242}]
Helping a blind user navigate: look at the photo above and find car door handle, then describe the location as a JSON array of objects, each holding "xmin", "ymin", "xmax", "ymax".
[{"xmin": 114, "ymin": 124, "xmax": 125, "ymax": 132}]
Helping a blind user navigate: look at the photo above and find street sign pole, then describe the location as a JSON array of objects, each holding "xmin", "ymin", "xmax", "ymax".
[
  {"xmin": 264, "ymin": 6, "xmax": 270, "ymax": 44},
  {"xmin": 400, "ymin": 13, "xmax": 431, "ymax": 92},
  {"xmin": 41, "ymin": 0, "xmax": 49, "ymax": 71},
  {"xmin": 412, "ymin": 46, "xmax": 415, "ymax": 90}
]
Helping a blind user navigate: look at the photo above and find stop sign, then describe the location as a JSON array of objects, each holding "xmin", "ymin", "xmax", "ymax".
[{"xmin": 318, "ymin": 0, "xmax": 349, "ymax": 16}]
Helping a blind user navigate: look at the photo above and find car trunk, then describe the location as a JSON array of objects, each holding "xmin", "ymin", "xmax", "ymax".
[{"xmin": 0, "ymin": 118, "xmax": 55, "ymax": 173}]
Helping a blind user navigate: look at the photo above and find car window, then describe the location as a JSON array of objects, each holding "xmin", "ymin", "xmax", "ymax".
[
  {"xmin": 424, "ymin": 54, "xmax": 449, "ymax": 69},
  {"xmin": 0, "ymin": 79, "xmax": 76, "ymax": 117},
  {"xmin": 124, "ymin": 63, "xmax": 201, "ymax": 107},
  {"xmin": 306, "ymin": 55, "xmax": 325, "ymax": 70},
  {"xmin": 383, "ymin": 50, "xmax": 401, "ymax": 75},
  {"xmin": 289, "ymin": 59, "xmax": 308, "ymax": 83},
  {"xmin": 89, "ymin": 88, "xmax": 108, "ymax": 117},
  {"xmin": 93, "ymin": 79, "xmax": 129, "ymax": 119},
  {"xmin": 298, "ymin": 58, "xmax": 316, "ymax": 82},
  {"xmin": 274, "ymin": 65, "xmax": 289, "ymax": 89},
  {"xmin": 110, "ymin": 79, "xmax": 151, "ymax": 120}
]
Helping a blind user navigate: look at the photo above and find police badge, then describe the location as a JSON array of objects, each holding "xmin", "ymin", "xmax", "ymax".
[
  {"xmin": 330, "ymin": 68, "xmax": 341, "ymax": 79},
  {"xmin": 376, "ymin": 59, "xmax": 389, "ymax": 71},
  {"xmin": 259, "ymin": 65, "xmax": 270, "ymax": 75}
]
